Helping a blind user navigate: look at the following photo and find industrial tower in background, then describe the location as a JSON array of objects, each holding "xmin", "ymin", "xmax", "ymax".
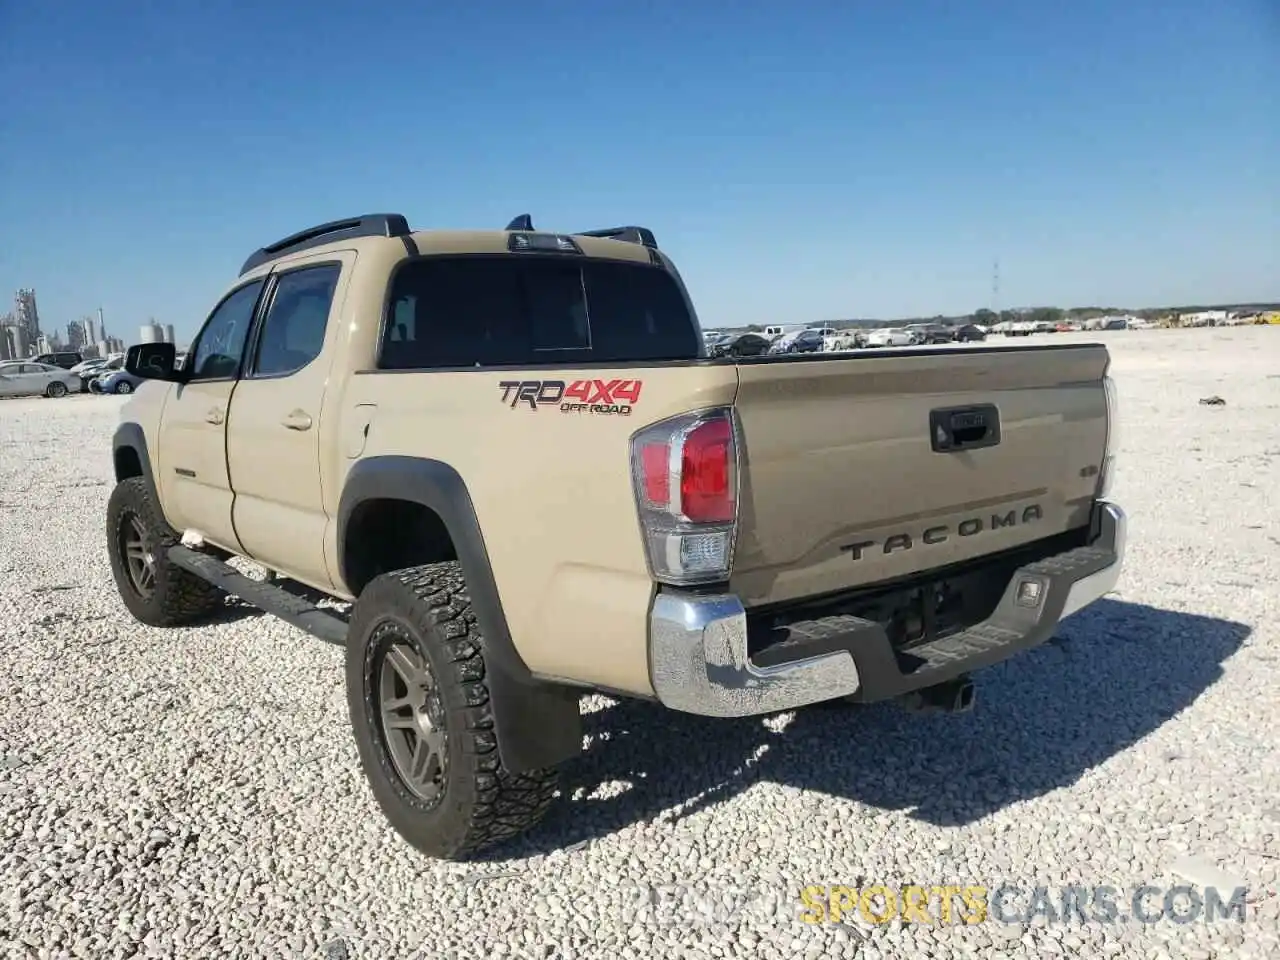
[
  {"xmin": 1, "ymin": 289, "xmax": 41, "ymax": 361},
  {"xmin": 138, "ymin": 320, "xmax": 176, "ymax": 345},
  {"xmin": 14, "ymin": 289, "xmax": 40, "ymax": 342}
]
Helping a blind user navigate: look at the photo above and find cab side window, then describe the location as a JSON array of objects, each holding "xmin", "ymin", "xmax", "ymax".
[
  {"xmin": 249, "ymin": 265, "xmax": 341, "ymax": 378},
  {"xmin": 188, "ymin": 280, "xmax": 265, "ymax": 381}
]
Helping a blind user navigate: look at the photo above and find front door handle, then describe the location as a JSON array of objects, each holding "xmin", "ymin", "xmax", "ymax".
[
  {"xmin": 205, "ymin": 407, "xmax": 225, "ymax": 425},
  {"xmin": 281, "ymin": 409, "xmax": 313, "ymax": 431}
]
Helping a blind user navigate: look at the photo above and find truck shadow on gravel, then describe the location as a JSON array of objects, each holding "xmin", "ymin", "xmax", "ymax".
[{"xmin": 488, "ymin": 598, "xmax": 1250, "ymax": 859}]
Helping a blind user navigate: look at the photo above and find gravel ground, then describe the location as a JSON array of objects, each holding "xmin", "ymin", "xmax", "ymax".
[{"xmin": 2, "ymin": 326, "xmax": 1278, "ymax": 959}]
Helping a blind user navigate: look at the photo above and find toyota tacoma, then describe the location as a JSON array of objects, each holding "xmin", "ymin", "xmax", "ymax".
[{"xmin": 106, "ymin": 212, "xmax": 1125, "ymax": 859}]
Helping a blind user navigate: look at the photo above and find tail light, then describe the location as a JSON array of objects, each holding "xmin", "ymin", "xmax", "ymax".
[{"xmin": 630, "ymin": 407, "xmax": 739, "ymax": 585}]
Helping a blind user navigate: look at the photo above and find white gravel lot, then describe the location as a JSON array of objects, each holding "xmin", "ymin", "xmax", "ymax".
[{"xmin": 2, "ymin": 326, "xmax": 1278, "ymax": 960}]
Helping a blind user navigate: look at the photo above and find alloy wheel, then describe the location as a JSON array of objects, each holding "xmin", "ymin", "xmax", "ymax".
[
  {"xmin": 120, "ymin": 514, "xmax": 156, "ymax": 598},
  {"xmin": 374, "ymin": 623, "xmax": 448, "ymax": 806}
]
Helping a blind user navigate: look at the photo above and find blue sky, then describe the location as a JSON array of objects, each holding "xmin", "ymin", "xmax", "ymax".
[{"xmin": 1, "ymin": 1, "xmax": 1276, "ymax": 341}]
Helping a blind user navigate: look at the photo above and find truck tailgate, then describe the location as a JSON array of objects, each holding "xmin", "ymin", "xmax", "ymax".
[{"xmin": 728, "ymin": 344, "xmax": 1110, "ymax": 607}]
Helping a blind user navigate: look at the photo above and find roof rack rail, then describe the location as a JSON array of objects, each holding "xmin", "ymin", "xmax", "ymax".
[
  {"xmin": 239, "ymin": 213, "xmax": 412, "ymax": 276},
  {"xmin": 505, "ymin": 214, "xmax": 534, "ymax": 231},
  {"xmin": 574, "ymin": 225, "xmax": 659, "ymax": 249}
]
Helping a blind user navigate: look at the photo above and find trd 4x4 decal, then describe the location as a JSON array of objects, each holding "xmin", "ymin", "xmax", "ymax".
[{"xmin": 499, "ymin": 379, "xmax": 642, "ymax": 415}]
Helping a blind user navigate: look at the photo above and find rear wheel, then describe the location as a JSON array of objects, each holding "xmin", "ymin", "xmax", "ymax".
[
  {"xmin": 346, "ymin": 562, "xmax": 559, "ymax": 860},
  {"xmin": 106, "ymin": 477, "xmax": 224, "ymax": 626},
  {"xmin": 46, "ymin": 381, "xmax": 67, "ymax": 398},
  {"xmin": 114, "ymin": 380, "xmax": 134, "ymax": 394}
]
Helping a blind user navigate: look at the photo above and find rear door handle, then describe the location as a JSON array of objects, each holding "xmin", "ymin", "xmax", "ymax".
[
  {"xmin": 205, "ymin": 407, "xmax": 225, "ymax": 425},
  {"xmin": 281, "ymin": 410, "xmax": 313, "ymax": 431},
  {"xmin": 930, "ymin": 404, "xmax": 1001, "ymax": 453}
]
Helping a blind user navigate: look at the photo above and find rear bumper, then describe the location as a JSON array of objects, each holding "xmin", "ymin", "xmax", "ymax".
[{"xmin": 647, "ymin": 499, "xmax": 1126, "ymax": 717}]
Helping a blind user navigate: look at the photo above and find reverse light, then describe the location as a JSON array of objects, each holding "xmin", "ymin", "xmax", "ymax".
[{"xmin": 631, "ymin": 408, "xmax": 739, "ymax": 585}]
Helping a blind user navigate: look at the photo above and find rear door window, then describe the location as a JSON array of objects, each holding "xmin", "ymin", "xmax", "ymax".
[
  {"xmin": 249, "ymin": 264, "xmax": 340, "ymax": 378},
  {"xmin": 380, "ymin": 257, "xmax": 699, "ymax": 369}
]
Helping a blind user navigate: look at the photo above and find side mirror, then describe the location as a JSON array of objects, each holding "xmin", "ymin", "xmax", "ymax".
[{"xmin": 125, "ymin": 342, "xmax": 184, "ymax": 382}]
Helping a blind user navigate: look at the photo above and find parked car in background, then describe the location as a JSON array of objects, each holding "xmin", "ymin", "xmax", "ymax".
[
  {"xmin": 771, "ymin": 328, "xmax": 828, "ymax": 354},
  {"xmin": 770, "ymin": 327, "xmax": 834, "ymax": 354},
  {"xmin": 865, "ymin": 327, "xmax": 914, "ymax": 347},
  {"xmin": 766, "ymin": 331, "xmax": 797, "ymax": 354},
  {"xmin": 71, "ymin": 358, "xmax": 109, "ymax": 390},
  {"xmin": 34, "ymin": 351, "xmax": 84, "ymax": 370},
  {"xmin": 707, "ymin": 332, "xmax": 774, "ymax": 357},
  {"xmin": 823, "ymin": 330, "xmax": 866, "ymax": 351},
  {"xmin": 762, "ymin": 323, "xmax": 809, "ymax": 338},
  {"xmin": 84, "ymin": 356, "xmax": 125, "ymax": 392},
  {"xmin": 702, "ymin": 330, "xmax": 731, "ymax": 354},
  {"xmin": 92, "ymin": 366, "xmax": 147, "ymax": 395},
  {"xmin": 904, "ymin": 323, "xmax": 953, "ymax": 345},
  {"xmin": 70, "ymin": 358, "xmax": 107, "ymax": 376},
  {"xmin": 951, "ymin": 323, "xmax": 988, "ymax": 342},
  {"xmin": 0, "ymin": 360, "xmax": 82, "ymax": 398}
]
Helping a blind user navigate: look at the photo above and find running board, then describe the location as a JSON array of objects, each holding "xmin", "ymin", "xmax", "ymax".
[{"xmin": 167, "ymin": 545, "xmax": 349, "ymax": 646}]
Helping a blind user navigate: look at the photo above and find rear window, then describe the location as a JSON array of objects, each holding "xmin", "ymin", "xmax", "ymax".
[{"xmin": 380, "ymin": 256, "xmax": 700, "ymax": 369}]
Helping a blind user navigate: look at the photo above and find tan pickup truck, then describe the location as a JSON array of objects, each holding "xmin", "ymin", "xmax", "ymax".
[{"xmin": 106, "ymin": 212, "xmax": 1125, "ymax": 859}]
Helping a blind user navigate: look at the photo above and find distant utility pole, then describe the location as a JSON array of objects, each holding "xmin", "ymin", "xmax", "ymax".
[{"xmin": 992, "ymin": 259, "xmax": 1000, "ymax": 315}]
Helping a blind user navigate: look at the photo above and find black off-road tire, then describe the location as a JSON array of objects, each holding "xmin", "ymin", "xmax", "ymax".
[
  {"xmin": 106, "ymin": 477, "xmax": 224, "ymax": 627},
  {"xmin": 346, "ymin": 562, "xmax": 559, "ymax": 860}
]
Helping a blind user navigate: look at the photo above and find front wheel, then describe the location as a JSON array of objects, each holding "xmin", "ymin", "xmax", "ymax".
[
  {"xmin": 106, "ymin": 477, "xmax": 224, "ymax": 626},
  {"xmin": 346, "ymin": 562, "xmax": 559, "ymax": 860},
  {"xmin": 46, "ymin": 381, "xmax": 67, "ymax": 398},
  {"xmin": 114, "ymin": 381, "xmax": 134, "ymax": 394}
]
